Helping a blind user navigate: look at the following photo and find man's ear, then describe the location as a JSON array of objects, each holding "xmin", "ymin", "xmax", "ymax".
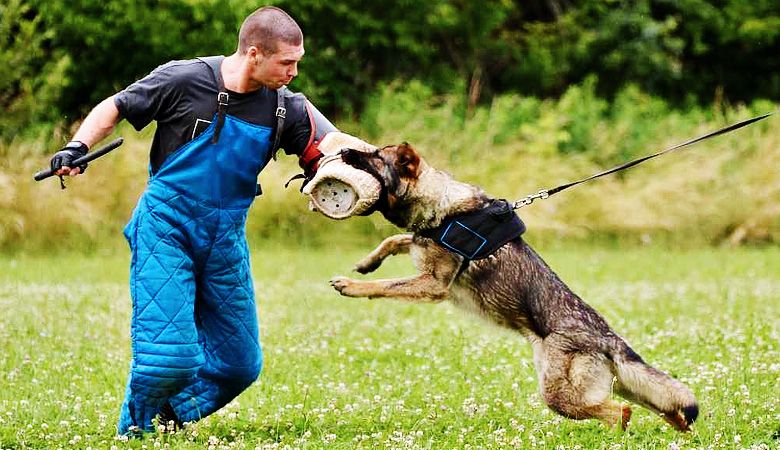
[
  {"xmin": 396, "ymin": 142, "xmax": 421, "ymax": 178},
  {"xmin": 247, "ymin": 45, "xmax": 270, "ymax": 62}
]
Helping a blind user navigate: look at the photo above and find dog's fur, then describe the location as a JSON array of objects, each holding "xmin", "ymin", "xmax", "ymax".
[{"xmin": 330, "ymin": 143, "xmax": 699, "ymax": 431}]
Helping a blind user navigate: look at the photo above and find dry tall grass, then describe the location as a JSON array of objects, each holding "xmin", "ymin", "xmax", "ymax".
[{"xmin": 2, "ymin": 88, "xmax": 778, "ymax": 253}]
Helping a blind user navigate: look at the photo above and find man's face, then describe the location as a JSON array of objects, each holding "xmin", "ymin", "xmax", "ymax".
[{"xmin": 251, "ymin": 41, "xmax": 304, "ymax": 89}]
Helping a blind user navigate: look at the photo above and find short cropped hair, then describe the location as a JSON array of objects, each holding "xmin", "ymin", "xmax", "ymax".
[{"xmin": 238, "ymin": 6, "xmax": 303, "ymax": 55}]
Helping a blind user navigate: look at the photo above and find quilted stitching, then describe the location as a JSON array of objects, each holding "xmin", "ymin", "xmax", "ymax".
[
  {"xmin": 121, "ymin": 185, "xmax": 262, "ymax": 431},
  {"xmin": 118, "ymin": 114, "xmax": 269, "ymax": 434}
]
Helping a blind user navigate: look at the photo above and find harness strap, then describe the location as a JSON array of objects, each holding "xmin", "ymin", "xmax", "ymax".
[
  {"xmin": 214, "ymin": 92, "xmax": 229, "ymax": 144},
  {"xmin": 272, "ymin": 87, "xmax": 287, "ymax": 160},
  {"xmin": 198, "ymin": 56, "xmax": 288, "ymax": 196},
  {"xmin": 197, "ymin": 56, "xmax": 229, "ymax": 144},
  {"xmin": 418, "ymin": 199, "xmax": 526, "ymax": 274},
  {"xmin": 198, "ymin": 56, "xmax": 287, "ymax": 153}
]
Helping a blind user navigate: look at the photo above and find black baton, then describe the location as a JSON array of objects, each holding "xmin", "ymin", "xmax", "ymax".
[{"xmin": 34, "ymin": 137, "xmax": 124, "ymax": 181}]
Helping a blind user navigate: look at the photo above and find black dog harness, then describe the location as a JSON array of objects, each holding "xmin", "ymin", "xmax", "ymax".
[
  {"xmin": 337, "ymin": 150, "xmax": 526, "ymax": 267},
  {"xmin": 418, "ymin": 199, "xmax": 526, "ymax": 270}
]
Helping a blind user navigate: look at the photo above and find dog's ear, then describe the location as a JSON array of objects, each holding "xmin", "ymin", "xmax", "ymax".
[{"xmin": 395, "ymin": 142, "xmax": 421, "ymax": 178}]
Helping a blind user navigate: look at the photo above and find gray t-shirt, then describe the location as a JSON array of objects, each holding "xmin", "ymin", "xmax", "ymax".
[{"xmin": 114, "ymin": 58, "xmax": 323, "ymax": 173}]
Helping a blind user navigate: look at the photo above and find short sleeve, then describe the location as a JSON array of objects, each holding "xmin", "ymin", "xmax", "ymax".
[
  {"xmin": 279, "ymin": 92, "xmax": 338, "ymax": 156},
  {"xmin": 114, "ymin": 62, "xmax": 181, "ymax": 131}
]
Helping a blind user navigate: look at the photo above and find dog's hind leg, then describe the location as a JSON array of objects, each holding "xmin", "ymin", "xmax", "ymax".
[
  {"xmin": 354, "ymin": 234, "xmax": 414, "ymax": 274},
  {"xmin": 535, "ymin": 336, "xmax": 631, "ymax": 429},
  {"xmin": 610, "ymin": 342, "xmax": 698, "ymax": 431}
]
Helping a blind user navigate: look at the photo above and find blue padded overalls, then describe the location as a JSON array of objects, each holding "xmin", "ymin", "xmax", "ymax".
[{"xmin": 118, "ymin": 105, "xmax": 273, "ymax": 433}]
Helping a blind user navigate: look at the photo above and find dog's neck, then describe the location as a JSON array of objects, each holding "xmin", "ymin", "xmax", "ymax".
[{"xmin": 400, "ymin": 164, "xmax": 489, "ymax": 232}]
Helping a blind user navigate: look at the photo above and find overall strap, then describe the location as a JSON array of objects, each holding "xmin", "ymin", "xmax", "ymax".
[
  {"xmin": 197, "ymin": 56, "xmax": 228, "ymax": 144},
  {"xmin": 272, "ymin": 87, "xmax": 287, "ymax": 159},
  {"xmin": 198, "ymin": 57, "xmax": 286, "ymax": 154}
]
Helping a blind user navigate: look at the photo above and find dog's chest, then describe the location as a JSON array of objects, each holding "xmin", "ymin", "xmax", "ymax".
[
  {"xmin": 447, "ymin": 257, "xmax": 538, "ymax": 334},
  {"xmin": 448, "ymin": 282, "xmax": 487, "ymax": 317}
]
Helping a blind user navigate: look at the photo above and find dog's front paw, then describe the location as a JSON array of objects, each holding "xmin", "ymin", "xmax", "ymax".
[
  {"xmin": 354, "ymin": 258, "xmax": 381, "ymax": 274},
  {"xmin": 330, "ymin": 276, "xmax": 364, "ymax": 297}
]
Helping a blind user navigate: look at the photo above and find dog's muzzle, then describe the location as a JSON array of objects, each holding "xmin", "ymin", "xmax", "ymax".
[{"xmin": 301, "ymin": 133, "xmax": 382, "ymax": 219}]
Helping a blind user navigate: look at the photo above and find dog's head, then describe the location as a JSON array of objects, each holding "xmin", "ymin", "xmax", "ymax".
[
  {"xmin": 339, "ymin": 142, "xmax": 424, "ymax": 227},
  {"xmin": 340, "ymin": 142, "xmax": 487, "ymax": 231}
]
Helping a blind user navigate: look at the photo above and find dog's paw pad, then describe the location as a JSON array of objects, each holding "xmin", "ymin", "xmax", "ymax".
[{"xmin": 330, "ymin": 276, "xmax": 357, "ymax": 295}]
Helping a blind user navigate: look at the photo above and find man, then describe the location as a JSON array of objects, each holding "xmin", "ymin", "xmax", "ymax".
[{"xmin": 49, "ymin": 6, "xmax": 335, "ymax": 435}]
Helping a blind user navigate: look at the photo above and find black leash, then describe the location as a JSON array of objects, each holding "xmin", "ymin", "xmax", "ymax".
[{"xmin": 513, "ymin": 112, "xmax": 774, "ymax": 209}]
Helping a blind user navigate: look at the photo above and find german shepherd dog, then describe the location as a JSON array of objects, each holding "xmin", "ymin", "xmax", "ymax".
[{"xmin": 329, "ymin": 143, "xmax": 699, "ymax": 431}]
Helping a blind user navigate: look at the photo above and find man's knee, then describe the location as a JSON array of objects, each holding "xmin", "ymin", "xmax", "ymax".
[
  {"xmin": 221, "ymin": 347, "xmax": 263, "ymax": 391},
  {"xmin": 133, "ymin": 354, "xmax": 204, "ymax": 397}
]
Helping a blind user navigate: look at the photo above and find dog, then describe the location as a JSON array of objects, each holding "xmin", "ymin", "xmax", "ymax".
[{"xmin": 329, "ymin": 143, "xmax": 699, "ymax": 431}]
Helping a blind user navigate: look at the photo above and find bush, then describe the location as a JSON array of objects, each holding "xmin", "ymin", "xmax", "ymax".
[
  {"xmin": 3, "ymin": 81, "xmax": 778, "ymax": 253},
  {"xmin": 0, "ymin": 0, "xmax": 69, "ymax": 139},
  {"xmin": 3, "ymin": 0, "xmax": 777, "ymax": 142}
]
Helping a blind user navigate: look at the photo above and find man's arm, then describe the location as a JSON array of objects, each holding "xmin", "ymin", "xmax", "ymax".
[
  {"xmin": 72, "ymin": 95, "xmax": 121, "ymax": 147},
  {"xmin": 56, "ymin": 95, "xmax": 122, "ymax": 176}
]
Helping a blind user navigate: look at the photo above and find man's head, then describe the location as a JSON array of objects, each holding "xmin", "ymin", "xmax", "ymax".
[{"xmin": 239, "ymin": 7, "xmax": 304, "ymax": 89}]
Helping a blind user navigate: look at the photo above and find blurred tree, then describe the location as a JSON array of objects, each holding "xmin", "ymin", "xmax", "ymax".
[
  {"xmin": 0, "ymin": 0, "xmax": 67, "ymax": 137},
  {"xmin": 31, "ymin": 0, "xmax": 245, "ymax": 121},
  {"xmin": 280, "ymin": 0, "xmax": 516, "ymax": 116},
  {"xmin": 652, "ymin": 0, "xmax": 780, "ymax": 103},
  {"xmin": 510, "ymin": 0, "xmax": 780, "ymax": 103},
  {"xmin": 1, "ymin": 0, "xmax": 778, "ymax": 141}
]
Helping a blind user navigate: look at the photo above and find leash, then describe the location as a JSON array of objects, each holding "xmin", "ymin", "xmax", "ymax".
[{"xmin": 512, "ymin": 112, "xmax": 774, "ymax": 209}]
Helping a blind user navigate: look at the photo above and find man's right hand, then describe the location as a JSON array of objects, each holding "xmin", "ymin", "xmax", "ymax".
[{"xmin": 50, "ymin": 141, "xmax": 89, "ymax": 176}]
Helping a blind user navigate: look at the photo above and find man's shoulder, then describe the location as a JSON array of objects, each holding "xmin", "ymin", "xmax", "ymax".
[
  {"xmin": 280, "ymin": 88, "xmax": 308, "ymax": 118},
  {"xmin": 136, "ymin": 59, "xmax": 214, "ymax": 93},
  {"xmin": 153, "ymin": 58, "xmax": 212, "ymax": 80},
  {"xmin": 280, "ymin": 87, "xmax": 306, "ymax": 103}
]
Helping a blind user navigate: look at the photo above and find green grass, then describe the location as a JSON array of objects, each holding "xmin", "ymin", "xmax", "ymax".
[{"xmin": 0, "ymin": 243, "xmax": 778, "ymax": 449}]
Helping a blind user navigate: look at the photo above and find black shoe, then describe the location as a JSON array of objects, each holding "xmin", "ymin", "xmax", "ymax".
[{"xmin": 157, "ymin": 401, "xmax": 183, "ymax": 433}]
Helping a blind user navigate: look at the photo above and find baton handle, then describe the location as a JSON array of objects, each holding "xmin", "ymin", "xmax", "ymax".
[{"xmin": 34, "ymin": 137, "xmax": 124, "ymax": 181}]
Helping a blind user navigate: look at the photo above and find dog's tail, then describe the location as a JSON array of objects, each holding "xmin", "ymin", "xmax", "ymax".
[{"xmin": 610, "ymin": 342, "xmax": 699, "ymax": 431}]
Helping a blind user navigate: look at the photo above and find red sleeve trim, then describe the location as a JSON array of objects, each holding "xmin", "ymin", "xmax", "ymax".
[{"xmin": 299, "ymin": 101, "xmax": 324, "ymax": 173}]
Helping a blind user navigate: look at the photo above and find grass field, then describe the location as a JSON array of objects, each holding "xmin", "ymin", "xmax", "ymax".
[{"xmin": 0, "ymin": 243, "xmax": 778, "ymax": 449}]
